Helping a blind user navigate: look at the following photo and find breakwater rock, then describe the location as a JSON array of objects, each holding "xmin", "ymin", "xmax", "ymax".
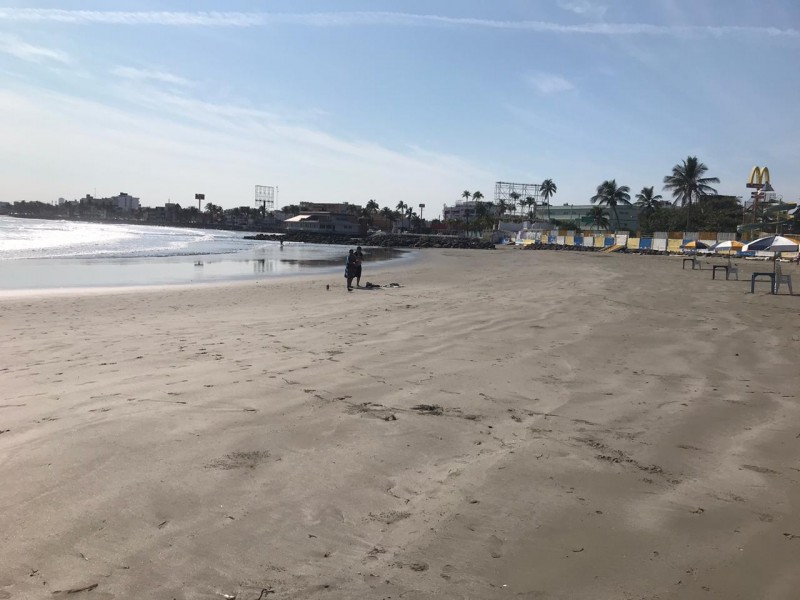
[{"xmin": 244, "ymin": 231, "xmax": 495, "ymax": 250}]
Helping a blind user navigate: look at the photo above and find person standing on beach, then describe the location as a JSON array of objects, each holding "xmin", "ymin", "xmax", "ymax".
[
  {"xmin": 345, "ymin": 249, "xmax": 356, "ymax": 291},
  {"xmin": 354, "ymin": 246, "xmax": 364, "ymax": 287}
]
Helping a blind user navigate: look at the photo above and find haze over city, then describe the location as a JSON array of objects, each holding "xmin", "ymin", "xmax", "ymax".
[{"xmin": 1, "ymin": 1, "xmax": 798, "ymax": 217}]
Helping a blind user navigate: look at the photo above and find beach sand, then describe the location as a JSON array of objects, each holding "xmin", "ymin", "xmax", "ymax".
[{"xmin": 1, "ymin": 249, "xmax": 799, "ymax": 599}]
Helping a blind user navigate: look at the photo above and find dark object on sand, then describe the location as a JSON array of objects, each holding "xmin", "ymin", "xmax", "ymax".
[
  {"xmin": 412, "ymin": 404, "xmax": 444, "ymax": 416},
  {"xmin": 52, "ymin": 582, "xmax": 99, "ymax": 594}
]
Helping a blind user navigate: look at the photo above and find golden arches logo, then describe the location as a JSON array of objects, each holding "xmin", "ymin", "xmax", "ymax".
[{"xmin": 747, "ymin": 165, "xmax": 770, "ymax": 188}]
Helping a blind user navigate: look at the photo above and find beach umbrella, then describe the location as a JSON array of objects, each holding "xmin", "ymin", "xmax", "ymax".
[
  {"xmin": 681, "ymin": 240, "xmax": 710, "ymax": 250},
  {"xmin": 743, "ymin": 235, "xmax": 800, "ymax": 276},
  {"xmin": 711, "ymin": 239, "xmax": 745, "ymax": 266},
  {"xmin": 713, "ymin": 240, "xmax": 745, "ymax": 253},
  {"xmin": 743, "ymin": 235, "xmax": 800, "ymax": 253}
]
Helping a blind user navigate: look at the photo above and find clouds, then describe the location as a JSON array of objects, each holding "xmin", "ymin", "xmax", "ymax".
[
  {"xmin": 557, "ymin": 1, "xmax": 607, "ymax": 20},
  {"xmin": 112, "ymin": 66, "xmax": 191, "ymax": 87},
  {"xmin": 1, "ymin": 4, "xmax": 798, "ymax": 212},
  {"xmin": 0, "ymin": 80, "xmax": 487, "ymax": 213},
  {"xmin": 526, "ymin": 73, "xmax": 575, "ymax": 95},
  {"xmin": 0, "ymin": 9, "xmax": 797, "ymax": 38},
  {"xmin": 0, "ymin": 33, "xmax": 69, "ymax": 64}
]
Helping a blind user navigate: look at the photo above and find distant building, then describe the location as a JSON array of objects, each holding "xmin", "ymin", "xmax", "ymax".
[
  {"xmin": 164, "ymin": 202, "xmax": 180, "ymax": 223},
  {"xmin": 299, "ymin": 201, "xmax": 361, "ymax": 214},
  {"xmin": 284, "ymin": 212, "xmax": 360, "ymax": 234},
  {"xmin": 443, "ymin": 199, "xmax": 497, "ymax": 222},
  {"xmin": 110, "ymin": 192, "xmax": 140, "ymax": 212},
  {"xmin": 443, "ymin": 199, "xmax": 638, "ymax": 231},
  {"xmin": 545, "ymin": 203, "xmax": 639, "ymax": 231}
]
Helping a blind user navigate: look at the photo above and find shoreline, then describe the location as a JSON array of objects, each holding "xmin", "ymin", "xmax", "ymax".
[
  {"xmin": 0, "ymin": 243, "xmax": 416, "ymax": 295},
  {"xmin": 0, "ymin": 253, "xmax": 415, "ymax": 299},
  {"xmin": 1, "ymin": 248, "xmax": 798, "ymax": 599}
]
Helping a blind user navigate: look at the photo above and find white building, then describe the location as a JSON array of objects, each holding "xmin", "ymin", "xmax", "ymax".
[
  {"xmin": 110, "ymin": 192, "xmax": 140, "ymax": 212},
  {"xmin": 284, "ymin": 212, "xmax": 360, "ymax": 234}
]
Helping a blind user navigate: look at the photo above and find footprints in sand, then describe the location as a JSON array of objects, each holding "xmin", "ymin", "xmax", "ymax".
[
  {"xmin": 392, "ymin": 561, "xmax": 428, "ymax": 572},
  {"xmin": 740, "ymin": 464, "xmax": 780, "ymax": 475},
  {"xmin": 345, "ymin": 401, "xmax": 484, "ymax": 423},
  {"xmin": 346, "ymin": 402, "xmax": 397, "ymax": 421},
  {"xmin": 676, "ymin": 443, "xmax": 704, "ymax": 452},
  {"xmin": 205, "ymin": 451, "xmax": 271, "ymax": 471},
  {"xmin": 574, "ymin": 436, "xmax": 671, "ymax": 480},
  {"xmin": 368, "ymin": 510, "xmax": 411, "ymax": 525}
]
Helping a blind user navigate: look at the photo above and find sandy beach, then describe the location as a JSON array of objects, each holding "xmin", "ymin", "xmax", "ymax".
[{"xmin": 1, "ymin": 248, "xmax": 799, "ymax": 599}]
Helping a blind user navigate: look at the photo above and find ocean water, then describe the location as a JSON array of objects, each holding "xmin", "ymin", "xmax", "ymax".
[{"xmin": 0, "ymin": 217, "xmax": 407, "ymax": 291}]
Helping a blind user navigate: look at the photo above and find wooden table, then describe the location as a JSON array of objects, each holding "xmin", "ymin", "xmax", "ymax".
[
  {"xmin": 682, "ymin": 258, "xmax": 700, "ymax": 270},
  {"xmin": 750, "ymin": 272, "xmax": 775, "ymax": 294},
  {"xmin": 711, "ymin": 265, "xmax": 729, "ymax": 280}
]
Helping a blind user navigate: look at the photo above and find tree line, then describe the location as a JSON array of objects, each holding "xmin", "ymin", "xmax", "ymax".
[
  {"xmin": 588, "ymin": 156, "xmax": 724, "ymax": 232},
  {"xmin": 588, "ymin": 155, "xmax": 753, "ymax": 233}
]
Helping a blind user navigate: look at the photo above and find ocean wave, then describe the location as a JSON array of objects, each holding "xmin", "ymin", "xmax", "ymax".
[{"xmin": 0, "ymin": 217, "xmax": 256, "ymax": 260}]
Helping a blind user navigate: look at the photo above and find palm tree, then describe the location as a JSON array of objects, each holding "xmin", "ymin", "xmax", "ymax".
[
  {"xmin": 380, "ymin": 206, "xmax": 395, "ymax": 231},
  {"xmin": 474, "ymin": 201, "xmax": 489, "ymax": 232},
  {"xmin": 365, "ymin": 199, "xmax": 380, "ymax": 225},
  {"xmin": 540, "ymin": 179, "xmax": 557, "ymax": 220},
  {"xmin": 635, "ymin": 186, "xmax": 663, "ymax": 217},
  {"xmin": 509, "ymin": 192, "xmax": 521, "ymax": 216},
  {"xmin": 462, "ymin": 190, "xmax": 471, "ymax": 203},
  {"xmin": 525, "ymin": 196, "xmax": 537, "ymax": 219},
  {"xmin": 587, "ymin": 206, "xmax": 610, "ymax": 230},
  {"xmin": 590, "ymin": 179, "xmax": 631, "ymax": 230},
  {"xmin": 396, "ymin": 200, "xmax": 408, "ymax": 230},
  {"xmin": 467, "ymin": 191, "xmax": 483, "ymax": 230},
  {"xmin": 204, "ymin": 202, "xmax": 223, "ymax": 223},
  {"xmin": 662, "ymin": 156, "xmax": 719, "ymax": 208},
  {"xmin": 405, "ymin": 206, "xmax": 416, "ymax": 226},
  {"xmin": 496, "ymin": 198, "xmax": 509, "ymax": 227}
]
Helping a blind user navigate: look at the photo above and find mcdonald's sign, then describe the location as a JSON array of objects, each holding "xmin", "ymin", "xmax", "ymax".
[{"xmin": 746, "ymin": 165, "xmax": 770, "ymax": 188}]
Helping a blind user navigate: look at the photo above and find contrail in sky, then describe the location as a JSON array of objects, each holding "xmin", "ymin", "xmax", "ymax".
[{"xmin": 0, "ymin": 9, "xmax": 797, "ymax": 37}]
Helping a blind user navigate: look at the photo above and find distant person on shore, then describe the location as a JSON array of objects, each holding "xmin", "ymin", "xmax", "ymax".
[
  {"xmin": 354, "ymin": 246, "xmax": 364, "ymax": 287},
  {"xmin": 345, "ymin": 249, "xmax": 356, "ymax": 291}
]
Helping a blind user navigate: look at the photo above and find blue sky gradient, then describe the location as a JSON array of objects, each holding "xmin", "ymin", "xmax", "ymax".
[{"xmin": 1, "ymin": 1, "xmax": 798, "ymax": 217}]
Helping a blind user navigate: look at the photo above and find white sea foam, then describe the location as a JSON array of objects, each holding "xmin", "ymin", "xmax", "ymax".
[
  {"xmin": 0, "ymin": 216, "xmax": 408, "ymax": 291},
  {"xmin": 0, "ymin": 217, "xmax": 250, "ymax": 260}
]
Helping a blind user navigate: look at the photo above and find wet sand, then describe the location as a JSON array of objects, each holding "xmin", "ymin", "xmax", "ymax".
[{"xmin": 1, "ymin": 248, "xmax": 798, "ymax": 599}]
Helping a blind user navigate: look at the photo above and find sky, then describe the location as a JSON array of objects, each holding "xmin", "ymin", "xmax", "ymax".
[{"xmin": 0, "ymin": 1, "xmax": 798, "ymax": 219}]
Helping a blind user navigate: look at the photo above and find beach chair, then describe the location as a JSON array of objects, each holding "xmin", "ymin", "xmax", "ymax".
[
  {"xmin": 727, "ymin": 264, "xmax": 739, "ymax": 281},
  {"xmin": 774, "ymin": 261, "xmax": 793, "ymax": 295}
]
